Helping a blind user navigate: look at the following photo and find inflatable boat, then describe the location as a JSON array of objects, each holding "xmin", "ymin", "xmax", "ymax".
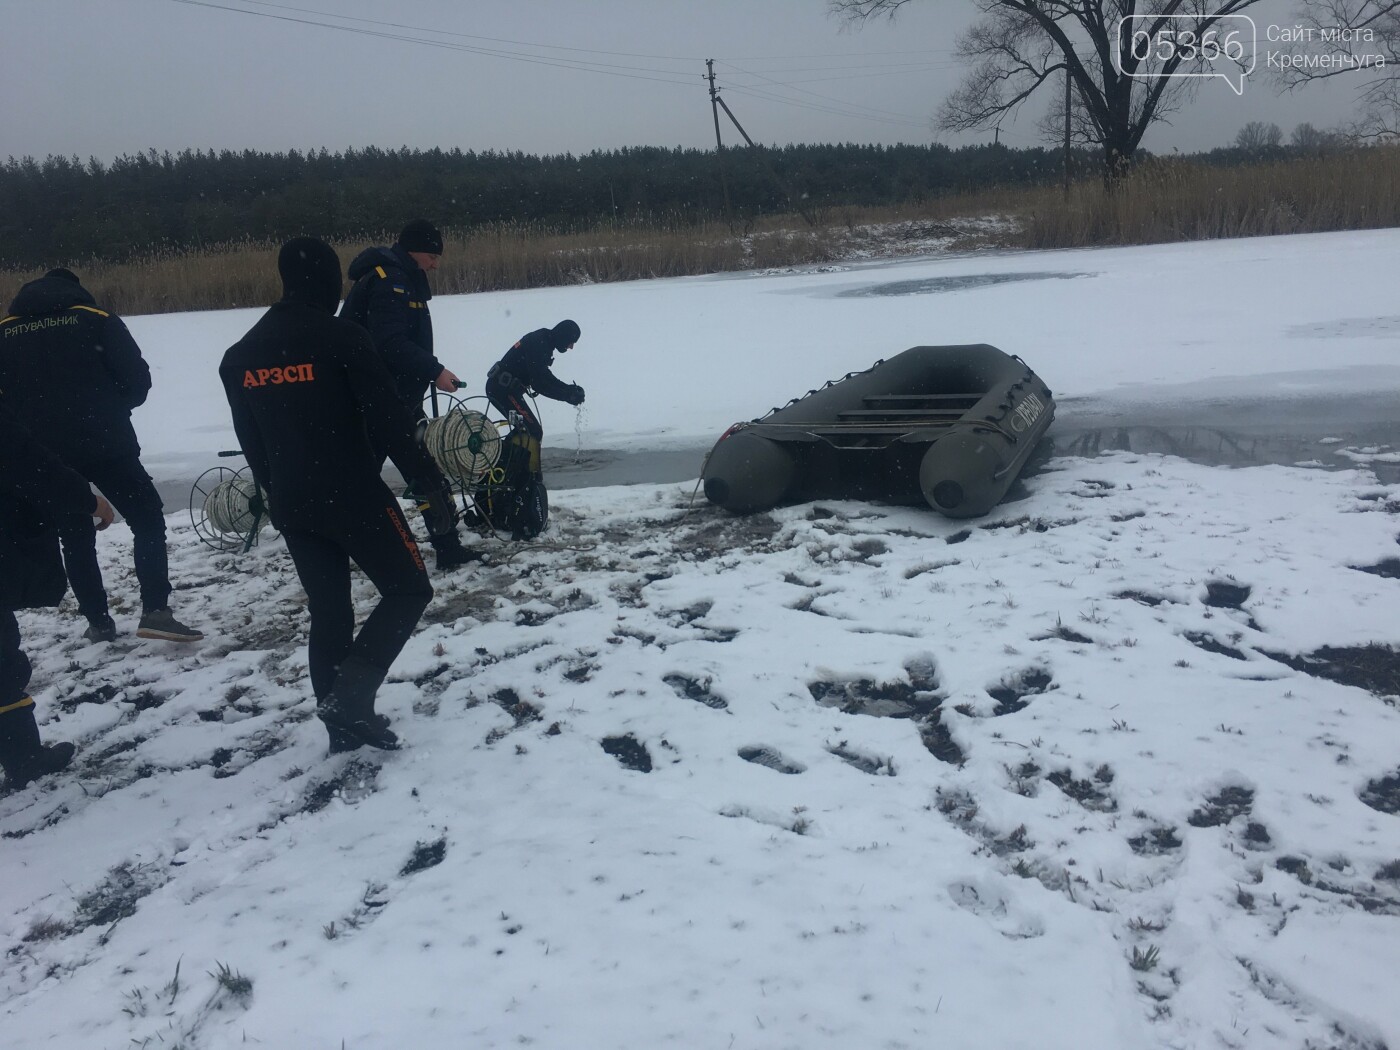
[{"xmin": 701, "ymin": 344, "xmax": 1054, "ymax": 518}]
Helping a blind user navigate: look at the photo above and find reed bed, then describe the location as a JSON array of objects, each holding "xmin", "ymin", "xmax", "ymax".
[
  {"xmin": 1019, "ymin": 146, "xmax": 1400, "ymax": 248},
  {"xmin": 3, "ymin": 149, "xmax": 1395, "ymax": 317}
]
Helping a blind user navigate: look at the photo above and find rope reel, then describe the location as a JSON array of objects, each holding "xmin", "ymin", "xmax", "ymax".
[
  {"xmin": 204, "ymin": 476, "xmax": 264, "ymax": 535},
  {"xmin": 423, "ymin": 406, "xmax": 501, "ymax": 484},
  {"xmin": 189, "ymin": 464, "xmax": 270, "ymax": 553}
]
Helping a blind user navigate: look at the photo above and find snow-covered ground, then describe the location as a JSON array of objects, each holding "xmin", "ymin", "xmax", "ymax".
[{"xmin": 4, "ymin": 231, "xmax": 1400, "ymax": 1049}]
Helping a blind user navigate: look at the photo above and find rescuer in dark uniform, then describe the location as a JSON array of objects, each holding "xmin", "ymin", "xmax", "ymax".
[
  {"xmin": 1, "ymin": 399, "xmax": 116, "ymax": 790},
  {"xmin": 485, "ymin": 319, "xmax": 585, "ymax": 453},
  {"xmin": 220, "ymin": 237, "xmax": 458, "ymax": 753},
  {"xmin": 341, "ymin": 219, "xmax": 479, "ymax": 569},
  {"xmin": 0, "ymin": 269, "xmax": 201, "ymax": 644}
]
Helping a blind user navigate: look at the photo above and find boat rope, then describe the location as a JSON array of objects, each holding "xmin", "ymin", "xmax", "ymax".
[{"xmin": 756, "ymin": 361, "xmax": 884, "ymax": 422}]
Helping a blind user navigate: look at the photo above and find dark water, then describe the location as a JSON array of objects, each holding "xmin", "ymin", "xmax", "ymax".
[
  {"xmin": 544, "ymin": 389, "xmax": 1400, "ymax": 491},
  {"xmin": 155, "ymin": 389, "xmax": 1400, "ymax": 516},
  {"xmin": 837, "ymin": 272, "xmax": 1092, "ymax": 298},
  {"xmin": 1047, "ymin": 390, "xmax": 1400, "ymax": 484}
]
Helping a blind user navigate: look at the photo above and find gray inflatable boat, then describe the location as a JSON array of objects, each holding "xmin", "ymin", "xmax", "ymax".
[{"xmin": 701, "ymin": 344, "xmax": 1054, "ymax": 518}]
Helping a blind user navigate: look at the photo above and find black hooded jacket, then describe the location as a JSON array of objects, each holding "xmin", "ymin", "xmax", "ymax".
[
  {"xmin": 488, "ymin": 328, "xmax": 576, "ymax": 403},
  {"xmin": 220, "ymin": 248, "xmax": 443, "ymax": 534},
  {"xmin": 0, "ymin": 275, "xmax": 152, "ymax": 465},
  {"xmin": 340, "ymin": 245, "xmax": 443, "ymax": 409}
]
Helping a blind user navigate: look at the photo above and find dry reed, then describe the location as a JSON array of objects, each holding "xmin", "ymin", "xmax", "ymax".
[
  {"xmin": 3, "ymin": 149, "xmax": 1394, "ymax": 317},
  {"xmin": 1019, "ymin": 146, "xmax": 1400, "ymax": 248}
]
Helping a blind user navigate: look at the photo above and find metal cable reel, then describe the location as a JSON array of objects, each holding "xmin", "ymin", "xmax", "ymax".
[
  {"xmin": 422, "ymin": 404, "xmax": 502, "ymax": 488},
  {"xmin": 189, "ymin": 462, "xmax": 272, "ymax": 553}
]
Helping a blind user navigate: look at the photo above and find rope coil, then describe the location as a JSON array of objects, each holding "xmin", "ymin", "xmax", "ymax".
[
  {"xmin": 203, "ymin": 477, "xmax": 264, "ymax": 535},
  {"xmin": 423, "ymin": 407, "xmax": 501, "ymax": 483}
]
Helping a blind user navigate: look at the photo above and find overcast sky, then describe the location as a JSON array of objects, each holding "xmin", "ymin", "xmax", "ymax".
[{"xmin": 0, "ymin": 0, "xmax": 1368, "ymax": 163}]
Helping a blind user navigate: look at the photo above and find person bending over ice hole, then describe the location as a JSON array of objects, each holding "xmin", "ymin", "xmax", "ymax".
[
  {"xmin": 481, "ymin": 320, "xmax": 584, "ymax": 540},
  {"xmin": 340, "ymin": 219, "xmax": 483, "ymax": 571},
  {"xmin": 0, "ymin": 268, "xmax": 201, "ymax": 643},
  {"xmin": 1, "ymin": 400, "xmax": 116, "ymax": 790},
  {"xmin": 220, "ymin": 238, "xmax": 459, "ymax": 753}
]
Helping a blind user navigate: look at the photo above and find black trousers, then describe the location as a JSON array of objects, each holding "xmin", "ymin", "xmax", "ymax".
[
  {"xmin": 57, "ymin": 454, "xmax": 169, "ymax": 619},
  {"xmin": 485, "ymin": 378, "xmax": 543, "ymax": 442},
  {"xmin": 0, "ymin": 610, "xmax": 29, "ymax": 709},
  {"xmin": 280, "ymin": 499, "xmax": 433, "ymax": 702}
]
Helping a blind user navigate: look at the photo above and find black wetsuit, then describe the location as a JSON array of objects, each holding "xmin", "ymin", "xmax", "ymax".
[
  {"xmin": 220, "ymin": 293, "xmax": 444, "ymax": 701},
  {"xmin": 485, "ymin": 328, "xmax": 580, "ymax": 441}
]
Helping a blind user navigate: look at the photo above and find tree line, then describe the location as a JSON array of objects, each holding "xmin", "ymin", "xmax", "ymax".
[{"xmin": 0, "ymin": 142, "xmax": 1082, "ymax": 268}]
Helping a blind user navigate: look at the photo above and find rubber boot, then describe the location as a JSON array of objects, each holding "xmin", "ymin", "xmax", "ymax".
[
  {"xmin": 325, "ymin": 712, "xmax": 393, "ymax": 755},
  {"xmin": 430, "ymin": 529, "xmax": 487, "ymax": 570},
  {"xmin": 318, "ymin": 657, "xmax": 399, "ymax": 751},
  {"xmin": 0, "ymin": 698, "xmax": 76, "ymax": 790}
]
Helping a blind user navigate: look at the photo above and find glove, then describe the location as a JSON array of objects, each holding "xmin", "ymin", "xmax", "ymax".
[
  {"xmin": 566, "ymin": 384, "xmax": 585, "ymax": 406},
  {"xmin": 415, "ymin": 480, "xmax": 459, "ymax": 538}
]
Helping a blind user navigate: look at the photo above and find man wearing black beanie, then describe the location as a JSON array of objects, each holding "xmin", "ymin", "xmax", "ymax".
[
  {"xmin": 220, "ymin": 237, "xmax": 458, "ymax": 753},
  {"xmin": 340, "ymin": 220, "xmax": 480, "ymax": 570},
  {"xmin": 341, "ymin": 219, "xmax": 458, "ymax": 406}
]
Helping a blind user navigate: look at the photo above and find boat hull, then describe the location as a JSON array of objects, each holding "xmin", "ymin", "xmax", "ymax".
[{"xmin": 701, "ymin": 344, "xmax": 1054, "ymax": 518}]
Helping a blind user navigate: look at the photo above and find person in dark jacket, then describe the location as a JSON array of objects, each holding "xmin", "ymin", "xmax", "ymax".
[
  {"xmin": 341, "ymin": 219, "xmax": 478, "ymax": 570},
  {"xmin": 221, "ymin": 237, "xmax": 458, "ymax": 753},
  {"xmin": 0, "ymin": 269, "xmax": 201, "ymax": 644},
  {"xmin": 485, "ymin": 319, "xmax": 585, "ymax": 450},
  {"xmin": 1, "ymin": 399, "xmax": 115, "ymax": 790},
  {"xmin": 341, "ymin": 220, "xmax": 461, "ymax": 410}
]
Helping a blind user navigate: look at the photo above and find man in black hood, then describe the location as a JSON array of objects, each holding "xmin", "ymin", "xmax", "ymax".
[
  {"xmin": 340, "ymin": 219, "xmax": 480, "ymax": 570},
  {"xmin": 485, "ymin": 319, "xmax": 585, "ymax": 448},
  {"xmin": 0, "ymin": 268, "xmax": 201, "ymax": 644},
  {"xmin": 220, "ymin": 237, "xmax": 458, "ymax": 753}
]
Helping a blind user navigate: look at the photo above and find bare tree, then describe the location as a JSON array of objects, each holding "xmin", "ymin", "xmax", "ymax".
[
  {"xmin": 831, "ymin": 0, "xmax": 1265, "ymax": 181},
  {"xmin": 1234, "ymin": 120, "xmax": 1283, "ymax": 149},
  {"xmin": 1289, "ymin": 121, "xmax": 1344, "ymax": 151},
  {"xmin": 1282, "ymin": 0, "xmax": 1400, "ymax": 139}
]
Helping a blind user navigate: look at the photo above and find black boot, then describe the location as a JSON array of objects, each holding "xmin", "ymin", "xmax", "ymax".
[
  {"xmin": 318, "ymin": 658, "xmax": 399, "ymax": 751},
  {"xmin": 84, "ymin": 614, "xmax": 117, "ymax": 643},
  {"xmin": 0, "ymin": 698, "xmax": 76, "ymax": 790},
  {"xmin": 325, "ymin": 713, "xmax": 393, "ymax": 754},
  {"xmin": 431, "ymin": 531, "xmax": 487, "ymax": 570}
]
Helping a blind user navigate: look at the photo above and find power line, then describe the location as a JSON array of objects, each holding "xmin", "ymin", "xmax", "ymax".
[
  {"xmin": 188, "ymin": 0, "xmax": 956, "ymax": 64},
  {"xmin": 717, "ymin": 61, "xmax": 932, "ymax": 125},
  {"xmin": 189, "ymin": 0, "xmax": 705, "ymax": 61},
  {"xmin": 169, "ymin": 0, "xmax": 702, "ymax": 84},
  {"xmin": 169, "ymin": 0, "xmax": 946, "ymax": 132},
  {"xmin": 722, "ymin": 86, "xmax": 928, "ymax": 130}
]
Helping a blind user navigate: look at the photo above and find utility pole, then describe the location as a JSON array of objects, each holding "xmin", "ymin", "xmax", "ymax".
[
  {"xmin": 712, "ymin": 90, "xmax": 817, "ymax": 227},
  {"xmin": 706, "ymin": 59, "xmax": 732, "ymax": 224},
  {"xmin": 1063, "ymin": 66, "xmax": 1072, "ymax": 194}
]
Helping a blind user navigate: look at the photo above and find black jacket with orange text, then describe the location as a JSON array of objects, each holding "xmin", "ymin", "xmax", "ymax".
[{"xmin": 219, "ymin": 298, "xmax": 443, "ymax": 533}]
